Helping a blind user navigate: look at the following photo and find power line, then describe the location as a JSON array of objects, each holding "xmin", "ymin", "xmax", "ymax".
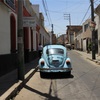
[
  {"xmin": 94, "ymin": 0, "xmax": 100, "ymax": 6},
  {"xmin": 94, "ymin": 0, "xmax": 99, "ymax": 3},
  {"xmin": 53, "ymin": 24, "xmax": 66, "ymax": 32},
  {"xmin": 44, "ymin": 0, "xmax": 52, "ymax": 24},
  {"xmin": 80, "ymin": 5, "xmax": 91, "ymax": 25},
  {"xmin": 42, "ymin": 0, "xmax": 52, "ymax": 26},
  {"xmin": 42, "ymin": 0, "xmax": 47, "ymax": 15}
]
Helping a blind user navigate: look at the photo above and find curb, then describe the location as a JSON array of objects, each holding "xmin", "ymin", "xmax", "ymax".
[
  {"xmin": 0, "ymin": 67, "xmax": 38, "ymax": 100},
  {"xmin": 97, "ymin": 61, "xmax": 100, "ymax": 65},
  {"xmin": 74, "ymin": 50, "xmax": 100, "ymax": 65},
  {"xmin": 87, "ymin": 57, "xmax": 100, "ymax": 65}
]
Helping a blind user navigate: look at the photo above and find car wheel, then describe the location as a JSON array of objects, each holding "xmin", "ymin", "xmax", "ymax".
[
  {"xmin": 40, "ymin": 72, "xmax": 45, "ymax": 78},
  {"xmin": 67, "ymin": 71, "xmax": 71, "ymax": 76}
]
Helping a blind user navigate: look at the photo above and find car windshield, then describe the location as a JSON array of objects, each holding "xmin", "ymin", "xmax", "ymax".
[{"xmin": 46, "ymin": 48, "xmax": 64, "ymax": 55}]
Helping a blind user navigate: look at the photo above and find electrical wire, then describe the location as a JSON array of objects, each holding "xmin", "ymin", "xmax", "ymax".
[
  {"xmin": 79, "ymin": 0, "xmax": 99, "ymax": 25},
  {"xmin": 94, "ymin": 0, "xmax": 100, "ymax": 6},
  {"xmin": 42, "ymin": 0, "xmax": 47, "ymax": 15},
  {"xmin": 42, "ymin": 0, "xmax": 52, "ymax": 26},
  {"xmin": 80, "ymin": 5, "xmax": 91, "ymax": 25},
  {"xmin": 44, "ymin": 0, "xmax": 52, "ymax": 24},
  {"xmin": 94, "ymin": 0, "xmax": 99, "ymax": 3}
]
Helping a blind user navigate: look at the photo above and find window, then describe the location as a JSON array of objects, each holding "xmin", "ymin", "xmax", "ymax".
[
  {"xmin": 46, "ymin": 48, "xmax": 64, "ymax": 55},
  {"xmin": 84, "ymin": 24, "xmax": 89, "ymax": 31}
]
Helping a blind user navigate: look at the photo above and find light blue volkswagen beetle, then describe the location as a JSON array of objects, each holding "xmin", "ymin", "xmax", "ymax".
[{"xmin": 38, "ymin": 44, "xmax": 72, "ymax": 77}]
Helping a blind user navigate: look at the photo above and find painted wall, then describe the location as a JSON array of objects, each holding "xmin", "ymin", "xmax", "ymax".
[
  {"xmin": 83, "ymin": 39, "xmax": 87, "ymax": 51},
  {"xmin": 40, "ymin": 26, "xmax": 50, "ymax": 46},
  {"xmin": 32, "ymin": 5, "xmax": 39, "ymax": 18},
  {"xmin": 95, "ymin": 15, "xmax": 100, "ymax": 55},
  {"xmin": 0, "ymin": 4, "xmax": 11, "ymax": 54},
  {"xmin": 0, "ymin": 3, "xmax": 17, "ymax": 54},
  {"xmin": 33, "ymin": 30, "xmax": 37, "ymax": 51},
  {"xmin": 98, "ymin": 17, "xmax": 100, "ymax": 55}
]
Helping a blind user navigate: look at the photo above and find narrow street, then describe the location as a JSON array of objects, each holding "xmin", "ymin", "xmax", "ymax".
[
  {"xmin": 1, "ymin": 1, "xmax": 100, "ymax": 100},
  {"xmin": 14, "ymin": 50, "xmax": 100, "ymax": 100}
]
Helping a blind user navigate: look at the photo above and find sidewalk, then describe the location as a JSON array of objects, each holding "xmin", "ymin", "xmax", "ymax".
[
  {"xmin": 0, "ymin": 58, "xmax": 39, "ymax": 100},
  {"xmin": 74, "ymin": 50, "xmax": 100, "ymax": 65}
]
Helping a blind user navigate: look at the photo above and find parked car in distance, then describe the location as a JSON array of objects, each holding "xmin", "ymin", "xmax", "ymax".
[
  {"xmin": 66, "ymin": 43, "xmax": 71, "ymax": 50},
  {"xmin": 38, "ymin": 44, "xmax": 72, "ymax": 78}
]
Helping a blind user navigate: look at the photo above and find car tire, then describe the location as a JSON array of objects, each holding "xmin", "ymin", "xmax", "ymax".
[
  {"xmin": 67, "ymin": 71, "xmax": 71, "ymax": 76},
  {"xmin": 40, "ymin": 72, "xmax": 45, "ymax": 78}
]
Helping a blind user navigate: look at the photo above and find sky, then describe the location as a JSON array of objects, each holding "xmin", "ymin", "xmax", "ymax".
[{"xmin": 30, "ymin": 0, "xmax": 100, "ymax": 36}]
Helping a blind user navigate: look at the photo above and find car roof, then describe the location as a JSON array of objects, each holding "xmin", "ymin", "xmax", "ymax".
[{"xmin": 43, "ymin": 44, "xmax": 66, "ymax": 49}]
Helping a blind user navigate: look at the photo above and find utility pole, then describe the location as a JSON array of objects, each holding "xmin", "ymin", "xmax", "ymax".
[
  {"xmin": 90, "ymin": 0, "xmax": 96, "ymax": 59},
  {"xmin": 64, "ymin": 14, "xmax": 71, "ymax": 26},
  {"xmin": 68, "ymin": 14, "xmax": 72, "ymax": 45},
  {"xmin": 64, "ymin": 14, "xmax": 71, "ymax": 44},
  {"xmin": 17, "ymin": 0, "xmax": 25, "ymax": 80},
  {"xmin": 50, "ymin": 24, "xmax": 54, "ymax": 44}
]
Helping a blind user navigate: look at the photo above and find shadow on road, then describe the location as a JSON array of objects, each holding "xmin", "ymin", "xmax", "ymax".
[
  {"xmin": 0, "ymin": 58, "xmax": 38, "ymax": 96},
  {"xmin": 24, "ymin": 85, "xmax": 61, "ymax": 100}
]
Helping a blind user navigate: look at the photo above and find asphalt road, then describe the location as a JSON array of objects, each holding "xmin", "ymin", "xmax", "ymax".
[{"xmin": 14, "ymin": 50, "xmax": 100, "ymax": 100}]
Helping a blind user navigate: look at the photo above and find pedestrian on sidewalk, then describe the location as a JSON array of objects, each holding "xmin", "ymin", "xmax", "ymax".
[{"xmin": 38, "ymin": 43, "xmax": 43, "ymax": 58}]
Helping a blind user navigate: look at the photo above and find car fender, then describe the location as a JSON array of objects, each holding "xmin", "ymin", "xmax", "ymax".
[{"xmin": 63, "ymin": 57, "xmax": 72, "ymax": 68}]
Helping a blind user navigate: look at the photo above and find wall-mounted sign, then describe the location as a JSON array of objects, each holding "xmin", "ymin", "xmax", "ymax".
[
  {"xmin": 4, "ymin": 0, "xmax": 15, "ymax": 11},
  {"xmin": 23, "ymin": 17, "xmax": 36, "ymax": 27}
]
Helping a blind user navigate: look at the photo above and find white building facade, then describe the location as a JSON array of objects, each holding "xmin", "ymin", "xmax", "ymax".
[
  {"xmin": 0, "ymin": 2, "xmax": 17, "ymax": 54},
  {"xmin": 95, "ymin": 4, "xmax": 100, "ymax": 55},
  {"xmin": 0, "ymin": 0, "xmax": 50, "ymax": 77}
]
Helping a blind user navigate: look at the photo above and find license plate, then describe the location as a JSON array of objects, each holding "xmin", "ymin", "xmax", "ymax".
[{"xmin": 52, "ymin": 60, "xmax": 59, "ymax": 65}]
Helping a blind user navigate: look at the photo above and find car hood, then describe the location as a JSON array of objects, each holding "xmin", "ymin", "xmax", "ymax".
[{"xmin": 45, "ymin": 55, "xmax": 65, "ymax": 67}]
